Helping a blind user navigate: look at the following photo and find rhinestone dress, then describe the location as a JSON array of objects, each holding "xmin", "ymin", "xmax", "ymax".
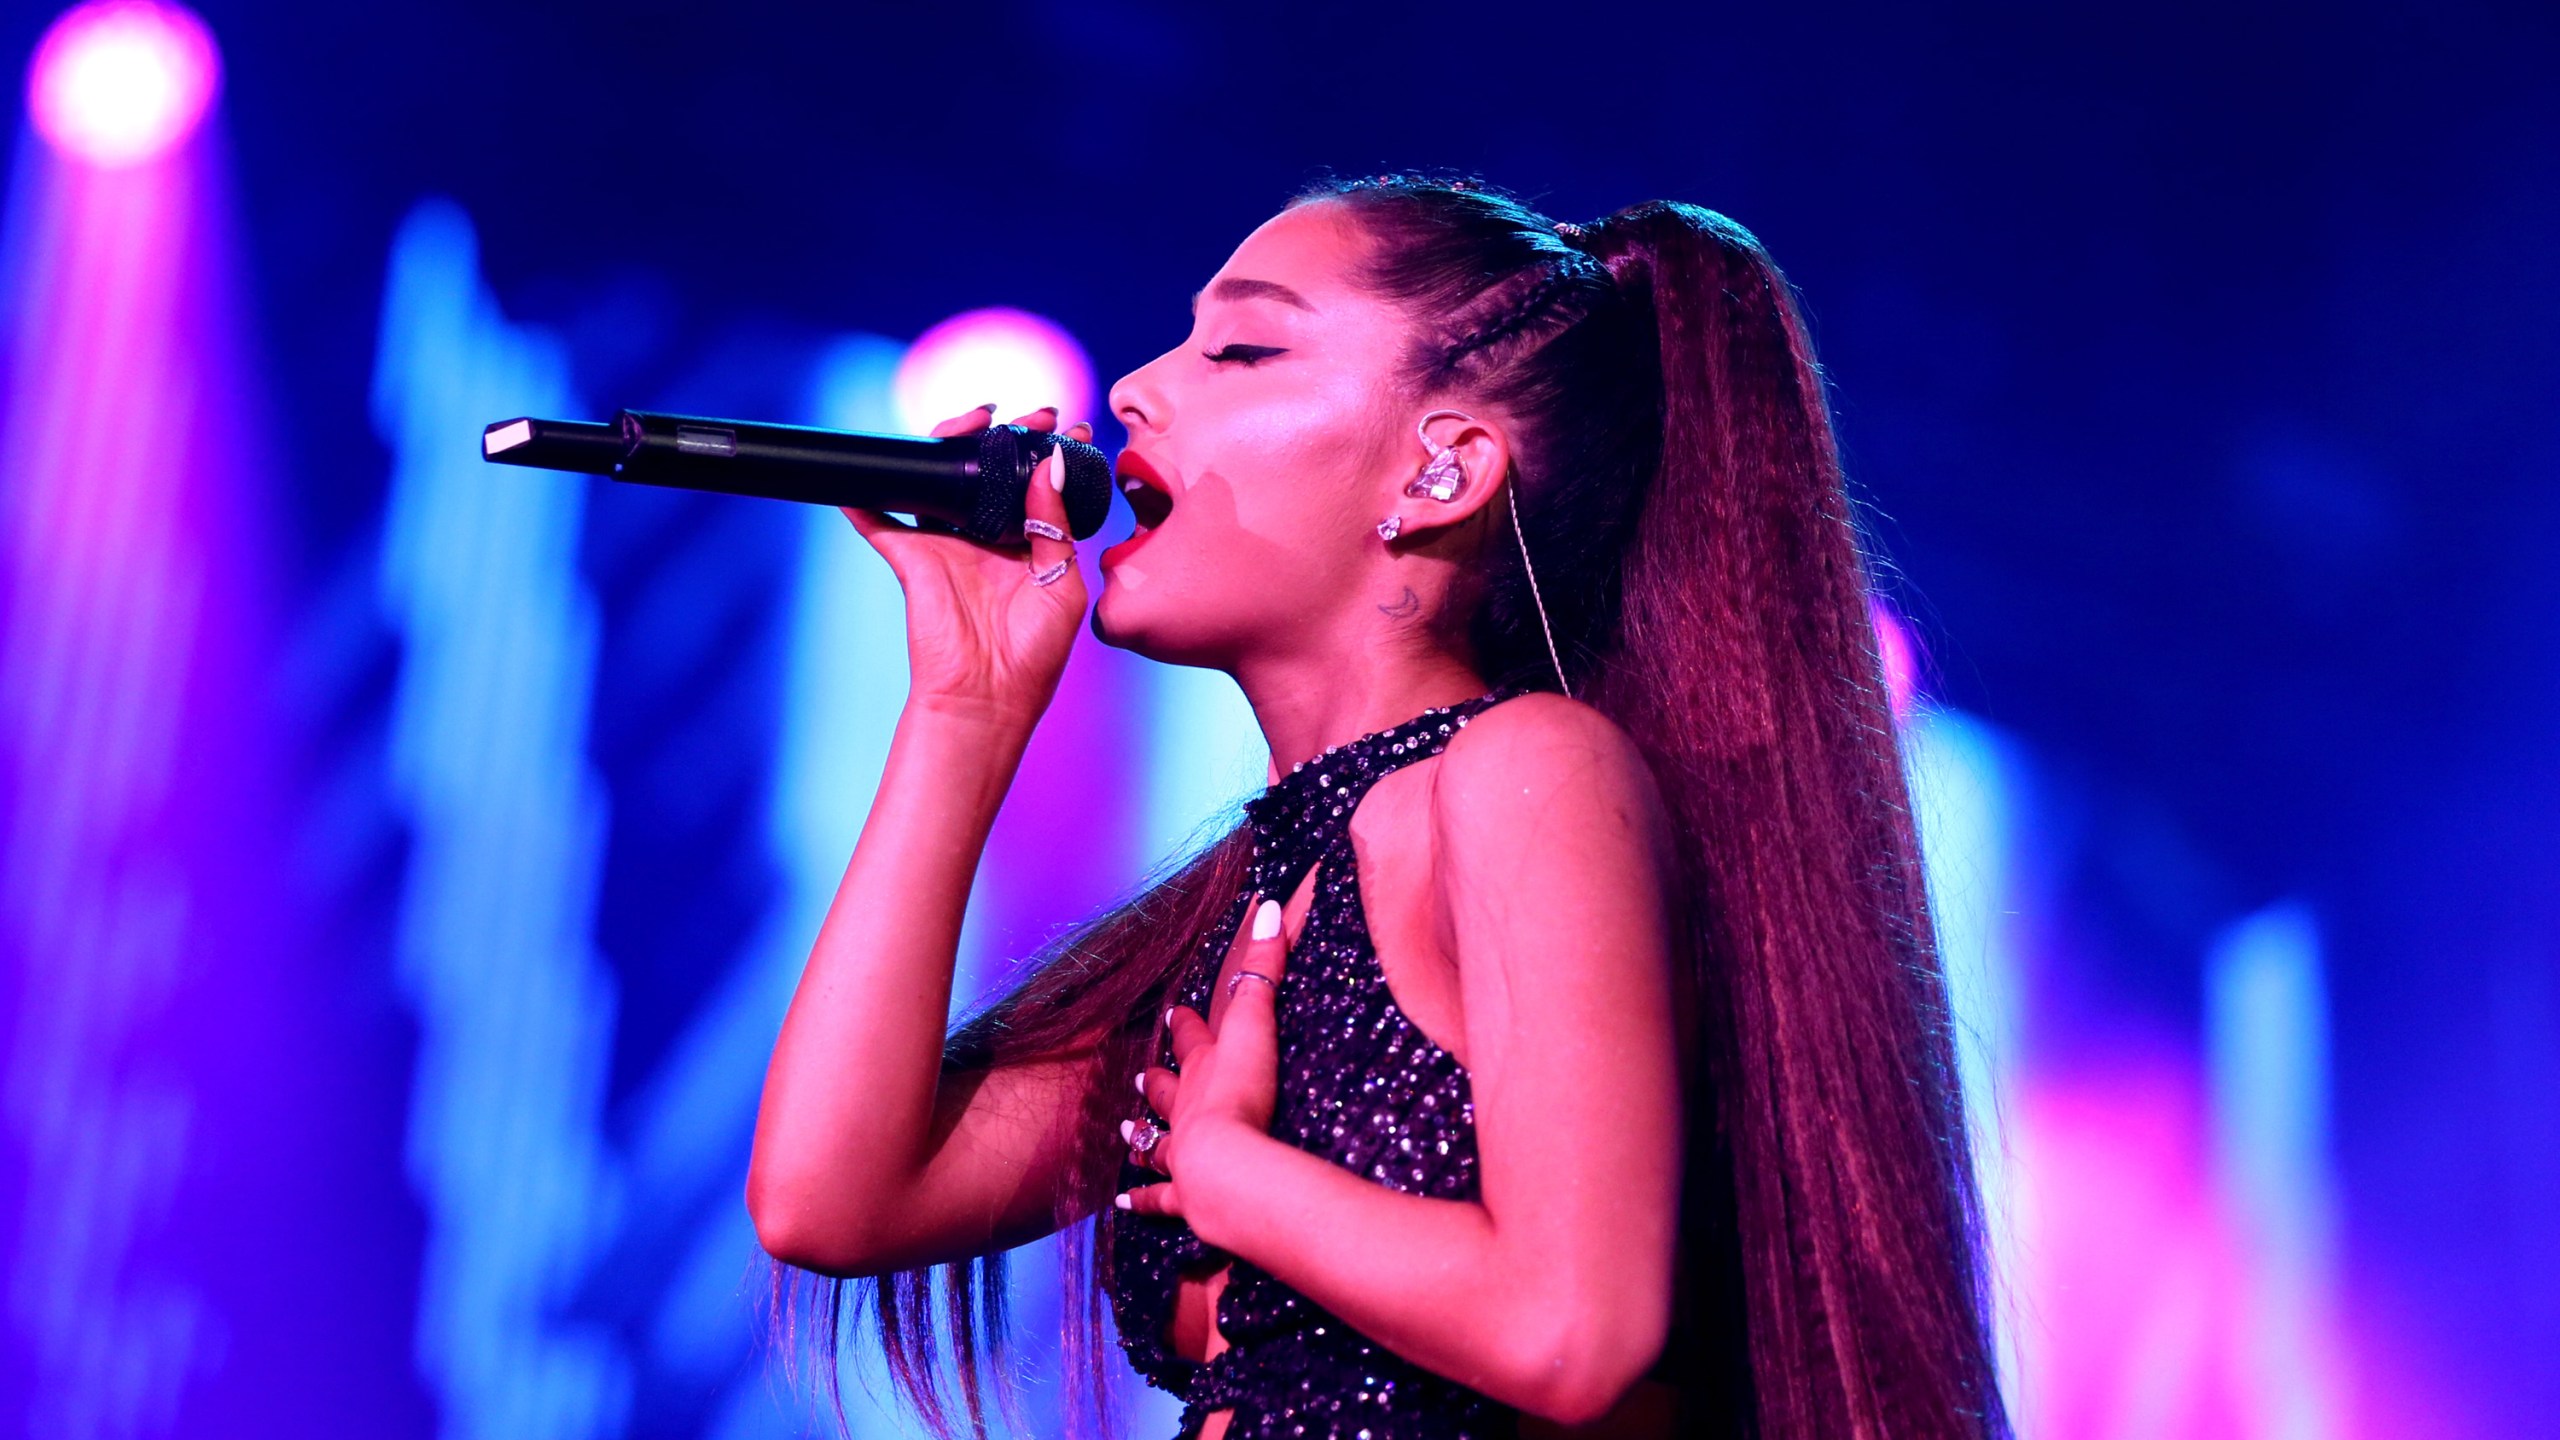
[{"xmin": 1108, "ymin": 687, "xmax": 1528, "ymax": 1440}]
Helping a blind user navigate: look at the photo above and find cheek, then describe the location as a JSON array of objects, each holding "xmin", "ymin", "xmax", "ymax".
[
  {"xmin": 1100, "ymin": 361, "xmax": 1395, "ymax": 650},
  {"xmin": 1191, "ymin": 373, "xmax": 1387, "ymax": 541}
]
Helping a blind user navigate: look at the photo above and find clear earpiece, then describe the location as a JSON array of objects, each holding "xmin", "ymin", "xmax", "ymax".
[{"xmin": 1409, "ymin": 409, "xmax": 1472, "ymax": 502}]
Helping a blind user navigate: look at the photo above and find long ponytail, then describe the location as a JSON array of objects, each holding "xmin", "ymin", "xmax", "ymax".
[{"xmin": 1584, "ymin": 202, "xmax": 2003, "ymax": 1436}]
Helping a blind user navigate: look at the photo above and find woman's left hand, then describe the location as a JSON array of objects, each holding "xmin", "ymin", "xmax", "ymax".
[{"xmin": 1118, "ymin": 894, "xmax": 1291, "ymax": 1224}]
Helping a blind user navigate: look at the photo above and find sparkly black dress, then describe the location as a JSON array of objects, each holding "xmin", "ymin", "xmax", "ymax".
[{"xmin": 1108, "ymin": 688, "xmax": 1527, "ymax": 1440}]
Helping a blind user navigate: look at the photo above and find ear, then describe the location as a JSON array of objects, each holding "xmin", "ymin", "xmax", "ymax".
[{"xmin": 1384, "ymin": 410, "xmax": 1513, "ymax": 544}]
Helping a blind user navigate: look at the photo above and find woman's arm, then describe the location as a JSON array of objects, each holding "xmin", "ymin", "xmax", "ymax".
[
  {"xmin": 749, "ymin": 409, "xmax": 1101, "ymax": 1278},
  {"xmin": 748, "ymin": 701, "xmax": 1096, "ymax": 1276},
  {"xmin": 1136, "ymin": 694, "xmax": 1685, "ymax": 1425}
]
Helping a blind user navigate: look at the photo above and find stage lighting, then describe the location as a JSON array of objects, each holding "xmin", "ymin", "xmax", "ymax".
[
  {"xmin": 893, "ymin": 306, "xmax": 1096, "ymax": 435},
  {"xmin": 1870, "ymin": 596, "xmax": 1921, "ymax": 721},
  {"xmin": 27, "ymin": 0, "xmax": 219, "ymax": 168}
]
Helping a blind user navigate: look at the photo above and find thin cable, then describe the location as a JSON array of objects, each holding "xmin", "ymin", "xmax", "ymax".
[{"xmin": 1510, "ymin": 485, "xmax": 1572, "ymax": 698}]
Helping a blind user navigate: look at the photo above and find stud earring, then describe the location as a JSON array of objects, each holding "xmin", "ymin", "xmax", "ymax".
[
  {"xmin": 1376, "ymin": 514, "xmax": 1403, "ymax": 542},
  {"xmin": 1408, "ymin": 409, "xmax": 1474, "ymax": 503}
]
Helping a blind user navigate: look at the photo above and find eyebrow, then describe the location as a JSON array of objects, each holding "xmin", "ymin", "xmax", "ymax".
[{"xmin": 1189, "ymin": 277, "xmax": 1317, "ymax": 313}]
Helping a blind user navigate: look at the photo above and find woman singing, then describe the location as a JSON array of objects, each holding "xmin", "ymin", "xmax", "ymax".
[{"xmin": 748, "ymin": 176, "xmax": 2006, "ymax": 1440}]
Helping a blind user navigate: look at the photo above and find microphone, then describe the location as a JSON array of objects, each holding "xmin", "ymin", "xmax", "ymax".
[{"xmin": 480, "ymin": 410, "xmax": 1116, "ymax": 544}]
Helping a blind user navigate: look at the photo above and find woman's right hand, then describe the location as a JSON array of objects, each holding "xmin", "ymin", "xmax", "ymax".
[{"xmin": 841, "ymin": 405, "xmax": 1092, "ymax": 727}]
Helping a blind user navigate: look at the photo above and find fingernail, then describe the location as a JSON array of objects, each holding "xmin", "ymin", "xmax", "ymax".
[
  {"xmin": 1253, "ymin": 899, "xmax": 1281, "ymax": 940},
  {"xmin": 1036, "ymin": 405, "xmax": 1059, "ymax": 417},
  {"xmin": 1162, "ymin": 1007, "xmax": 1175, "ymax": 1027},
  {"xmin": 1135, "ymin": 1072, "xmax": 1148, "ymax": 1097},
  {"xmin": 1048, "ymin": 449, "xmax": 1067, "ymax": 493},
  {"xmin": 976, "ymin": 401, "xmax": 999, "ymax": 412},
  {"xmin": 1113, "ymin": 1192, "xmax": 1133, "ymax": 1210},
  {"xmin": 1119, "ymin": 1119, "xmax": 1135, "ymax": 1143}
]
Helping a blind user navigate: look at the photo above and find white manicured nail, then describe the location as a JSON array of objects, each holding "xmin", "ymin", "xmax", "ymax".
[
  {"xmin": 1113, "ymin": 1192, "xmax": 1132, "ymax": 1210},
  {"xmin": 1119, "ymin": 1119, "xmax": 1135, "ymax": 1144},
  {"xmin": 1135, "ymin": 1072, "xmax": 1148, "ymax": 1097},
  {"xmin": 1162, "ymin": 1007, "xmax": 1175, "ymax": 1027},
  {"xmin": 1048, "ymin": 449, "xmax": 1067, "ymax": 493},
  {"xmin": 1252, "ymin": 899, "xmax": 1281, "ymax": 940}
]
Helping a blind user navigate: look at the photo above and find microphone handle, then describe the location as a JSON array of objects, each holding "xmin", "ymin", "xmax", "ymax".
[
  {"xmin": 619, "ymin": 410, "xmax": 988, "ymax": 525},
  {"xmin": 480, "ymin": 410, "xmax": 1115, "ymax": 543}
]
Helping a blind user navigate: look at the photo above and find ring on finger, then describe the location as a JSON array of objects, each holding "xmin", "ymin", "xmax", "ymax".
[
  {"xmin": 1128, "ymin": 1118, "xmax": 1165, "ymax": 1155},
  {"xmin": 1225, "ymin": 971, "xmax": 1278, "ymax": 1002},
  {"xmin": 1022, "ymin": 517, "xmax": 1069, "ymax": 542},
  {"xmin": 1029, "ymin": 557, "xmax": 1072, "ymax": 587}
]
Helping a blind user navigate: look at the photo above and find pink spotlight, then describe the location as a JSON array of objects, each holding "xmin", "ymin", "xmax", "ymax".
[
  {"xmin": 893, "ymin": 306, "xmax": 1096, "ymax": 434},
  {"xmin": 27, "ymin": 0, "xmax": 220, "ymax": 169},
  {"xmin": 1870, "ymin": 595, "xmax": 1923, "ymax": 721}
]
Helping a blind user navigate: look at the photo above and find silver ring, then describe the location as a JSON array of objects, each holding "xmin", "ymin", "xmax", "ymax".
[
  {"xmin": 1128, "ymin": 1119, "xmax": 1164, "ymax": 1155},
  {"xmin": 1028, "ymin": 557, "xmax": 1072, "ymax": 587},
  {"xmin": 1225, "ymin": 971, "xmax": 1278, "ymax": 1002},
  {"xmin": 1022, "ymin": 517, "xmax": 1069, "ymax": 542}
]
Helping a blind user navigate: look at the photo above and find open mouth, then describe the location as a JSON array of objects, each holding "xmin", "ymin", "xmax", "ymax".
[{"xmin": 1116, "ymin": 451, "xmax": 1174, "ymax": 532}]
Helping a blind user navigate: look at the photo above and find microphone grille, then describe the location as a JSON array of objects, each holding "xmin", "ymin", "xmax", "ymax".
[
  {"xmin": 1055, "ymin": 438, "xmax": 1113, "ymax": 539},
  {"xmin": 967, "ymin": 427, "xmax": 1114, "ymax": 543}
]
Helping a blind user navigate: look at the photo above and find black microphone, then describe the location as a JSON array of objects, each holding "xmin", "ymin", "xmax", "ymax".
[{"xmin": 480, "ymin": 410, "xmax": 1116, "ymax": 544}]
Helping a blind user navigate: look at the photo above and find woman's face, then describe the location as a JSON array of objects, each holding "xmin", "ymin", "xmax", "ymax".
[{"xmin": 1096, "ymin": 201, "xmax": 1417, "ymax": 668}]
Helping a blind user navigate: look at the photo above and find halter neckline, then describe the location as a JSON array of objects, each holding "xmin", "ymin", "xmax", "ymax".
[{"xmin": 1240, "ymin": 686, "xmax": 1522, "ymax": 901}]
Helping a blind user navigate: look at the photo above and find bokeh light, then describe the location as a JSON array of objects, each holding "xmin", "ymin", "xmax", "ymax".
[
  {"xmin": 27, "ymin": 0, "xmax": 220, "ymax": 169},
  {"xmin": 892, "ymin": 306, "xmax": 1096, "ymax": 434},
  {"xmin": 1871, "ymin": 595, "xmax": 1922, "ymax": 721}
]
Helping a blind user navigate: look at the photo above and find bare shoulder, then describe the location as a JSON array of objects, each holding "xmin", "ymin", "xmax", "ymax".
[
  {"xmin": 1427, "ymin": 693, "xmax": 1679, "ymax": 1023},
  {"xmin": 1434, "ymin": 692, "xmax": 1663, "ymax": 819},
  {"xmin": 1430, "ymin": 692, "xmax": 1672, "ymax": 867}
]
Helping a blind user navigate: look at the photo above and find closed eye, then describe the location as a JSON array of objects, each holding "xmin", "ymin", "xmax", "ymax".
[{"xmin": 1202, "ymin": 344, "xmax": 1290, "ymax": 367}]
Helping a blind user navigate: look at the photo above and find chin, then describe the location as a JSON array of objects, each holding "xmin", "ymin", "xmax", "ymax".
[
  {"xmin": 1090, "ymin": 575, "xmax": 1161, "ymax": 656},
  {"xmin": 1089, "ymin": 595, "xmax": 1135, "ymax": 651},
  {"xmin": 1093, "ymin": 570, "xmax": 1234, "ymax": 670}
]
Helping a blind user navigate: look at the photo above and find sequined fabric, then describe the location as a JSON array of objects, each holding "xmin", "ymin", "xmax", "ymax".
[{"xmin": 1107, "ymin": 688, "xmax": 1527, "ymax": 1440}]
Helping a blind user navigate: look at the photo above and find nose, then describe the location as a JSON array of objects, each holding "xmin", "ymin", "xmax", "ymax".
[{"xmin": 1109, "ymin": 351, "xmax": 1173, "ymax": 437}]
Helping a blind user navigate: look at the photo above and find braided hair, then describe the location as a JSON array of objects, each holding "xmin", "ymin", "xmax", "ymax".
[{"xmin": 1441, "ymin": 256, "xmax": 1606, "ymax": 370}]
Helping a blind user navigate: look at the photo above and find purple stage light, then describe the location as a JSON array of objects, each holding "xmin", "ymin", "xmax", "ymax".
[
  {"xmin": 893, "ymin": 305, "xmax": 1096, "ymax": 433},
  {"xmin": 27, "ymin": 0, "xmax": 219, "ymax": 169}
]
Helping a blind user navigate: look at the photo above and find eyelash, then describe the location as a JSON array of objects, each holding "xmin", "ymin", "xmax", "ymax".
[{"xmin": 1202, "ymin": 344, "xmax": 1288, "ymax": 367}]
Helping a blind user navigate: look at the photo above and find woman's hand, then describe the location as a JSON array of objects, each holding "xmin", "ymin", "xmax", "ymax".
[
  {"xmin": 1118, "ymin": 895, "xmax": 1291, "ymax": 1234},
  {"xmin": 841, "ymin": 405, "xmax": 1090, "ymax": 727}
]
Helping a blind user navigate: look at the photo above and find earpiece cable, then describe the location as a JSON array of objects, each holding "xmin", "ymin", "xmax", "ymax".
[{"xmin": 1510, "ymin": 485, "xmax": 1572, "ymax": 698}]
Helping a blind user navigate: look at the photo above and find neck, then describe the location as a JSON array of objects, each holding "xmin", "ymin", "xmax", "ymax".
[{"xmin": 1235, "ymin": 647, "xmax": 1490, "ymax": 784}]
